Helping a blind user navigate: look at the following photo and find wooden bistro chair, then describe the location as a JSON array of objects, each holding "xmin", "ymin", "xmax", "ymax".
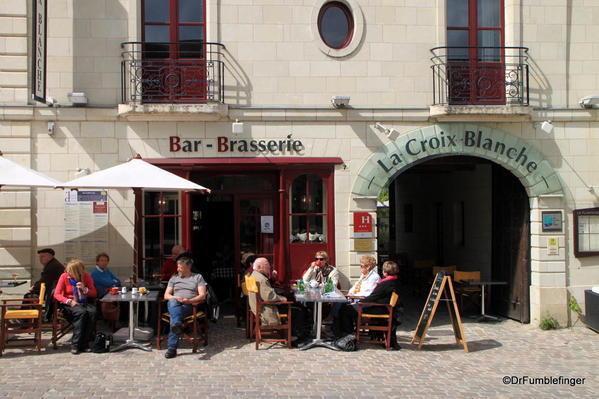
[
  {"xmin": 245, "ymin": 275, "xmax": 293, "ymax": 350},
  {"xmin": 355, "ymin": 291, "xmax": 399, "ymax": 351},
  {"xmin": 156, "ymin": 300, "xmax": 208, "ymax": 352},
  {"xmin": 241, "ymin": 278, "xmax": 255, "ymax": 340},
  {"xmin": 0, "ymin": 283, "xmax": 46, "ymax": 355},
  {"xmin": 453, "ymin": 270, "xmax": 482, "ymax": 314}
]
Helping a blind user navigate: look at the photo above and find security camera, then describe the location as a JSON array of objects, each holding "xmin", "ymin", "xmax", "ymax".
[
  {"xmin": 579, "ymin": 95, "xmax": 599, "ymax": 108},
  {"xmin": 373, "ymin": 122, "xmax": 400, "ymax": 140}
]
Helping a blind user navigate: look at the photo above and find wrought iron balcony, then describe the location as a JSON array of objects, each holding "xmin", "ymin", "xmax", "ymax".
[
  {"xmin": 431, "ymin": 47, "xmax": 529, "ymax": 106},
  {"xmin": 120, "ymin": 41, "xmax": 225, "ymax": 104}
]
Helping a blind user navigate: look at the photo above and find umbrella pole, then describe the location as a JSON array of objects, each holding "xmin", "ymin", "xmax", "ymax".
[{"xmin": 133, "ymin": 187, "xmax": 142, "ymax": 284}]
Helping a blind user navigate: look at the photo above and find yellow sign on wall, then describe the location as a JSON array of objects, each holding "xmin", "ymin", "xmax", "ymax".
[{"xmin": 354, "ymin": 238, "xmax": 374, "ymax": 252}]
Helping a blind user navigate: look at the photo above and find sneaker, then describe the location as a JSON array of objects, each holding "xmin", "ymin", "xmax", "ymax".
[
  {"xmin": 164, "ymin": 348, "xmax": 177, "ymax": 359},
  {"xmin": 171, "ymin": 323, "xmax": 183, "ymax": 335}
]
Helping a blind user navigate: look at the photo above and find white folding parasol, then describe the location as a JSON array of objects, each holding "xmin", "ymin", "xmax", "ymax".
[
  {"xmin": 60, "ymin": 154, "xmax": 210, "ymax": 280},
  {"xmin": 0, "ymin": 151, "xmax": 63, "ymax": 188}
]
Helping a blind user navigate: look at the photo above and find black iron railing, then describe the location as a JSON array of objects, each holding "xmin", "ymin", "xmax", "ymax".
[
  {"xmin": 431, "ymin": 47, "xmax": 529, "ymax": 106},
  {"xmin": 121, "ymin": 41, "xmax": 225, "ymax": 104}
]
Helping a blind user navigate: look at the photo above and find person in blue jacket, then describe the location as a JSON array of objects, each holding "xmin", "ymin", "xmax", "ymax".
[{"xmin": 90, "ymin": 252, "xmax": 121, "ymax": 297}]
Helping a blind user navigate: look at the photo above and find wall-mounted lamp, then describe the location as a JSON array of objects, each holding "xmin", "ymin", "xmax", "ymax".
[
  {"xmin": 579, "ymin": 95, "xmax": 599, "ymax": 108},
  {"xmin": 374, "ymin": 122, "xmax": 400, "ymax": 140},
  {"xmin": 232, "ymin": 119, "xmax": 244, "ymax": 134},
  {"xmin": 75, "ymin": 167, "xmax": 91, "ymax": 177},
  {"xmin": 538, "ymin": 120, "xmax": 554, "ymax": 134},
  {"xmin": 331, "ymin": 95, "xmax": 350, "ymax": 108},
  {"xmin": 67, "ymin": 92, "xmax": 88, "ymax": 107},
  {"xmin": 47, "ymin": 122, "xmax": 55, "ymax": 135}
]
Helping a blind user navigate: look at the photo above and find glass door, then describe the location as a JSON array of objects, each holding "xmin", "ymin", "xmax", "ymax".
[
  {"xmin": 142, "ymin": 0, "xmax": 206, "ymax": 103},
  {"xmin": 447, "ymin": 0, "xmax": 505, "ymax": 104},
  {"xmin": 238, "ymin": 195, "xmax": 276, "ymax": 268}
]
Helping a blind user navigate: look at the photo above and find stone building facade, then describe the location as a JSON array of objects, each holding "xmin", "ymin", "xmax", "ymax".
[{"xmin": 1, "ymin": 0, "xmax": 599, "ymax": 326}]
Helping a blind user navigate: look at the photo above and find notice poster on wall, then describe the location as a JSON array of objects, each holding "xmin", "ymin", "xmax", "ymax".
[{"xmin": 64, "ymin": 190, "xmax": 109, "ymax": 264}]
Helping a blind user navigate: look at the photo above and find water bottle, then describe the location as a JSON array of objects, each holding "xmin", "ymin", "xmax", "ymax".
[
  {"xmin": 298, "ymin": 279, "xmax": 305, "ymax": 292},
  {"xmin": 325, "ymin": 277, "xmax": 333, "ymax": 293}
]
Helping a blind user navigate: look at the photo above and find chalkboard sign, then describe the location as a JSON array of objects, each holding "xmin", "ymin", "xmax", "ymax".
[{"xmin": 411, "ymin": 272, "xmax": 468, "ymax": 352}]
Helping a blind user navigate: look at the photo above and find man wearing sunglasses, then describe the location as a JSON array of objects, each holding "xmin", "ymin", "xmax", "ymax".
[{"xmin": 302, "ymin": 251, "xmax": 339, "ymax": 287}]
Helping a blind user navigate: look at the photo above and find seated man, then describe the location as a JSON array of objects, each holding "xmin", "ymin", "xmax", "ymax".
[
  {"xmin": 249, "ymin": 258, "xmax": 310, "ymax": 346},
  {"xmin": 163, "ymin": 257, "xmax": 207, "ymax": 359}
]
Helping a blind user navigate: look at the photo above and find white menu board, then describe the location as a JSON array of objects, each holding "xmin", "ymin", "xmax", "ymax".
[{"xmin": 64, "ymin": 190, "xmax": 109, "ymax": 264}]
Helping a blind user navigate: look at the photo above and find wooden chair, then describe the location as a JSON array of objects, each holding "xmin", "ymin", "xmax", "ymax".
[
  {"xmin": 49, "ymin": 297, "xmax": 98, "ymax": 349},
  {"xmin": 453, "ymin": 271, "xmax": 482, "ymax": 313},
  {"xmin": 156, "ymin": 300, "xmax": 208, "ymax": 352},
  {"xmin": 246, "ymin": 275, "xmax": 293, "ymax": 349},
  {"xmin": 241, "ymin": 278, "xmax": 255, "ymax": 339},
  {"xmin": 0, "ymin": 283, "xmax": 46, "ymax": 355},
  {"xmin": 355, "ymin": 291, "xmax": 399, "ymax": 351}
]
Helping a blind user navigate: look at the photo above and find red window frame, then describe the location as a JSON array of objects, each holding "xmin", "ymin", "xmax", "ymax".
[
  {"xmin": 141, "ymin": 191, "xmax": 182, "ymax": 280},
  {"xmin": 318, "ymin": 1, "xmax": 354, "ymax": 50},
  {"xmin": 142, "ymin": 0, "xmax": 207, "ymax": 58}
]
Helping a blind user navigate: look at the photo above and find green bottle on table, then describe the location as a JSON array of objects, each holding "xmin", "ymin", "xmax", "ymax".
[
  {"xmin": 325, "ymin": 277, "xmax": 333, "ymax": 293},
  {"xmin": 298, "ymin": 279, "xmax": 305, "ymax": 292}
]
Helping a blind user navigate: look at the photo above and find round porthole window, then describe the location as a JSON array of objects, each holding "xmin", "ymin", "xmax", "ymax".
[
  {"xmin": 312, "ymin": 0, "xmax": 364, "ymax": 58},
  {"xmin": 318, "ymin": 2, "xmax": 353, "ymax": 49}
]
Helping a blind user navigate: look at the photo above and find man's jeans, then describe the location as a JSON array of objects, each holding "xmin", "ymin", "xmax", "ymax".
[{"xmin": 167, "ymin": 298, "xmax": 192, "ymax": 350}]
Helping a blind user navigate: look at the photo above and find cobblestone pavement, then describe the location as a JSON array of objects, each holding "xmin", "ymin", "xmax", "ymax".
[{"xmin": 0, "ymin": 311, "xmax": 597, "ymax": 398}]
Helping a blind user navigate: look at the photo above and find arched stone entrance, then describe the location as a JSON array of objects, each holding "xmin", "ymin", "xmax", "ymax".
[{"xmin": 351, "ymin": 123, "xmax": 567, "ymax": 324}]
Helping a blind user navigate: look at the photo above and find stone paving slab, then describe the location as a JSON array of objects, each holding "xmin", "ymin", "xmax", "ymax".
[{"xmin": 0, "ymin": 316, "xmax": 597, "ymax": 398}]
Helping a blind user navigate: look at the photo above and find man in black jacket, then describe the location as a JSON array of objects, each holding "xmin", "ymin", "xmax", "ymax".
[
  {"xmin": 334, "ymin": 261, "xmax": 400, "ymax": 349},
  {"xmin": 29, "ymin": 248, "xmax": 64, "ymax": 296}
]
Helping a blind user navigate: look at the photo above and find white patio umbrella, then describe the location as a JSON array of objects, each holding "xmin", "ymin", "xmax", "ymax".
[
  {"xmin": 60, "ymin": 154, "xmax": 210, "ymax": 280},
  {"xmin": 0, "ymin": 151, "xmax": 62, "ymax": 188}
]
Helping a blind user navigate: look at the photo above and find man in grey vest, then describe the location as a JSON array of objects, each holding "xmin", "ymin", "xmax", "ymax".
[{"xmin": 163, "ymin": 257, "xmax": 207, "ymax": 358}]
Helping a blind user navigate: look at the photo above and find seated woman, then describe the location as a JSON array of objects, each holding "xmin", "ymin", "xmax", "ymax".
[
  {"xmin": 334, "ymin": 261, "xmax": 400, "ymax": 350},
  {"xmin": 54, "ymin": 259, "xmax": 98, "ymax": 354},
  {"xmin": 348, "ymin": 255, "xmax": 381, "ymax": 298},
  {"xmin": 302, "ymin": 251, "xmax": 339, "ymax": 286},
  {"xmin": 90, "ymin": 252, "xmax": 120, "ymax": 298}
]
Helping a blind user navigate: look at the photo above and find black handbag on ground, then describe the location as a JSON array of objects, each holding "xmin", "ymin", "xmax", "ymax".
[{"xmin": 92, "ymin": 332, "xmax": 113, "ymax": 353}]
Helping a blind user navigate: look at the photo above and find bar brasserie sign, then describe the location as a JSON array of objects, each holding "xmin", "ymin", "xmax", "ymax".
[
  {"xmin": 31, "ymin": 0, "xmax": 47, "ymax": 103},
  {"xmin": 169, "ymin": 135, "xmax": 304, "ymax": 154}
]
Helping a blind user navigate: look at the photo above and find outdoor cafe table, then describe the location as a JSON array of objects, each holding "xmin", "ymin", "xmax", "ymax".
[
  {"xmin": 461, "ymin": 280, "xmax": 507, "ymax": 321},
  {"xmin": 0, "ymin": 281, "xmax": 27, "ymax": 288},
  {"xmin": 293, "ymin": 287, "xmax": 348, "ymax": 351},
  {"xmin": 101, "ymin": 291, "xmax": 159, "ymax": 352}
]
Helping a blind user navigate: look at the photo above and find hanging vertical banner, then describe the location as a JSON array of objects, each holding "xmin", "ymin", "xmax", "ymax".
[{"xmin": 31, "ymin": 0, "xmax": 47, "ymax": 103}]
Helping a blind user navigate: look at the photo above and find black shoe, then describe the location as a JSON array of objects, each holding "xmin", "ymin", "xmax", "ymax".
[
  {"xmin": 389, "ymin": 344, "xmax": 401, "ymax": 351},
  {"xmin": 165, "ymin": 349, "xmax": 177, "ymax": 359},
  {"xmin": 171, "ymin": 323, "xmax": 183, "ymax": 335},
  {"xmin": 71, "ymin": 347, "xmax": 80, "ymax": 355}
]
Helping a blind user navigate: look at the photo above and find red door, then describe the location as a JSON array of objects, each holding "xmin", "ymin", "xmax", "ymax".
[
  {"xmin": 142, "ymin": 0, "xmax": 206, "ymax": 103},
  {"xmin": 238, "ymin": 195, "xmax": 277, "ymax": 269},
  {"xmin": 447, "ymin": 0, "xmax": 505, "ymax": 104},
  {"xmin": 285, "ymin": 170, "xmax": 335, "ymax": 280}
]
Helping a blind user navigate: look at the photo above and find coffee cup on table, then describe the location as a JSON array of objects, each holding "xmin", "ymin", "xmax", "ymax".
[
  {"xmin": 110, "ymin": 287, "xmax": 119, "ymax": 295},
  {"xmin": 121, "ymin": 286, "xmax": 127, "ymax": 294},
  {"xmin": 131, "ymin": 287, "xmax": 138, "ymax": 295}
]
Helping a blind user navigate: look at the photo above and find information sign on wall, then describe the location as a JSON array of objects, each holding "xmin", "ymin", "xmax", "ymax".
[{"xmin": 64, "ymin": 190, "xmax": 109, "ymax": 264}]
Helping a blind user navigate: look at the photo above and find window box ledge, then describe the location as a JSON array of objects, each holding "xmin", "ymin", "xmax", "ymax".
[
  {"xmin": 117, "ymin": 102, "xmax": 229, "ymax": 121},
  {"xmin": 430, "ymin": 104, "xmax": 531, "ymax": 122}
]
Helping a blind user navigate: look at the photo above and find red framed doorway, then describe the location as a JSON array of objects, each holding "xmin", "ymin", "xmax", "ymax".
[{"xmin": 141, "ymin": 157, "xmax": 343, "ymax": 301}]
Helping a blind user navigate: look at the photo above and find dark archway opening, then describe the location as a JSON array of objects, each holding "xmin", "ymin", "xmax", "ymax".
[{"xmin": 381, "ymin": 155, "xmax": 530, "ymax": 323}]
